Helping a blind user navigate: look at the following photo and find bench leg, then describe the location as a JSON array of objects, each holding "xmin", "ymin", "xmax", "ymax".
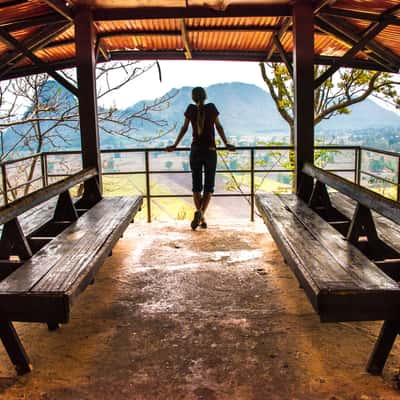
[
  {"xmin": 0, "ymin": 318, "xmax": 31, "ymax": 375},
  {"xmin": 47, "ymin": 322, "xmax": 60, "ymax": 331},
  {"xmin": 367, "ymin": 320, "xmax": 400, "ymax": 375}
]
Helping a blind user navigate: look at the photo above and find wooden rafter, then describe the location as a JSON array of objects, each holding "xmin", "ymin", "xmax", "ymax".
[
  {"xmin": 95, "ymin": 37, "xmax": 110, "ymax": 62},
  {"xmin": 316, "ymin": 3, "xmax": 400, "ymax": 87},
  {"xmin": 1, "ymin": 51, "xmax": 393, "ymax": 82},
  {"xmin": 0, "ymin": 28, "xmax": 78, "ymax": 96},
  {"xmin": 0, "ymin": 22, "xmax": 72, "ymax": 79},
  {"xmin": 93, "ymin": 4, "xmax": 291, "ymax": 20},
  {"xmin": 0, "ymin": 14, "xmax": 64, "ymax": 31},
  {"xmin": 315, "ymin": 20, "xmax": 391, "ymax": 88},
  {"xmin": 265, "ymin": 1, "xmax": 335, "ymax": 63},
  {"xmin": 315, "ymin": 16, "xmax": 398, "ymax": 72},
  {"xmin": 272, "ymin": 34, "xmax": 292, "ymax": 76},
  {"xmin": 180, "ymin": 20, "xmax": 192, "ymax": 60},
  {"xmin": 321, "ymin": 7, "xmax": 400, "ymax": 26},
  {"xmin": 265, "ymin": 16, "xmax": 291, "ymax": 62},
  {"xmin": 41, "ymin": 0, "xmax": 73, "ymax": 21}
]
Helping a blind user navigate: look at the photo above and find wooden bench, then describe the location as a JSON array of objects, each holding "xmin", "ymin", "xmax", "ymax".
[
  {"xmin": 0, "ymin": 168, "xmax": 143, "ymax": 374},
  {"xmin": 256, "ymin": 162, "xmax": 400, "ymax": 375}
]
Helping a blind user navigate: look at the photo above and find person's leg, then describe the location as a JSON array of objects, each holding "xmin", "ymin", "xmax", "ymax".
[
  {"xmin": 190, "ymin": 149, "xmax": 204, "ymax": 230},
  {"xmin": 202, "ymin": 150, "xmax": 217, "ymax": 225},
  {"xmin": 193, "ymin": 192, "xmax": 202, "ymax": 210}
]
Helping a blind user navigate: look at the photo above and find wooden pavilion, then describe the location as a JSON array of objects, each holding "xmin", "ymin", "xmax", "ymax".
[
  {"xmin": 1, "ymin": 0, "xmax": 400, "ymax": 381},
  {"xmin": 0, "ymin": 0, "xmax": 399, "ymax": 197}
]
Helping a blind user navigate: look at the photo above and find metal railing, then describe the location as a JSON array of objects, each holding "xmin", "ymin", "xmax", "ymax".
[{"xmin": 1, "ymin": 145, "xmax": 399, "ymax": 221}]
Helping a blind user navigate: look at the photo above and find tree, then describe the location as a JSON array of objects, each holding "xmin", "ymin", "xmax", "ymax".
[
  {"xmin": 0, "ymin": 61, "xmax": 177, "ymax": 200},
  {"xmin": 259, "ymin": 63, "xmax": 400, "ymax": 145}
]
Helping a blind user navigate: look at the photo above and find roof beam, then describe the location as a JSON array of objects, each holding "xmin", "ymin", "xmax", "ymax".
[
  {"xmin": 0, "ymin": 22, "xmax": 72, "ymax": 79},
  {"xmin": 322, "ymin": 16, "xmax": 400, "ymax": 69},
  {"xmin": 0, "ymin": 14, "xmax": 65, "ymax": 31},
  {"xmin": 93, "ymin": 4, "xmax": 291, "ymax": 20},
  {"xmin": 321, "ymin": 8, "xmax": 400, "ymax": 26},
  {"xmin": 265, "ymin": 17, "xmax": 291, "ymax": 61},
  {"xmin": 1, "ymin": 51, "xmax": 393, "ymax": 81},
  {"xmin": 0, "ymin": 28, "xmax": 78, "ymax": 96},
  {"xmin": 272, "ymin": 34, "xmax": 293, "ymax": 76},
  {"xmin": 180, "ymin": 20, "xmax": 192, "ymax": 60},
  {"xmin": 41, "ymin": 0, "xmax": 73, "ymax": 22},
  {"xmin": 315, "ymin": 16, "xmax": 399, "ymax": 72},
  {"xmin": 315, "ymin": 19, "xmax": 391, "ymax": 88},
  {"xmin": 264, "ymin": 2, "xmax": 334, "ymax": 62}
]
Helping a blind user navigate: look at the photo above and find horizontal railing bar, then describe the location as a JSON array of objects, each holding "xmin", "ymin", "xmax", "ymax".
[
  {"xmin": 6, "ymin": 176, "xmax": 43, "ymax": 192},
  {"xmin": 148, "ymin": 193, "xmax": 252, "ymax": 198},
  {"xmin": 361, "ymin": 170, "xmax": 399, "ymax": 186},
  {"xmin": 0, "ymin": 153, "xmax": 42, "ymax": 167},
  {"xmin": 361, "ymin": 146, "xmax": 400, "ymax": 158}
]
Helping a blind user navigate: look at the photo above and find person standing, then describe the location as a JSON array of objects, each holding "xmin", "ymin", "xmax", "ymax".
[{"xmin": 166, "ymin": 86, "xmax": 235, "ymax": 230}]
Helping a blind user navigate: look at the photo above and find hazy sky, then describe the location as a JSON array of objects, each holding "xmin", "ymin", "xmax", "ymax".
[{"xmin": 99, "ymin": 60, "xmax": 268, "ymax": 108}]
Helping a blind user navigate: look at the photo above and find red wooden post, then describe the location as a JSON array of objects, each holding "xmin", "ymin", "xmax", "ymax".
[
  {"xmin": 293, "ymin": 0, "xmax": 314, "ymax": 199},
  {"xmin": 75, "ymin": 7, "xmax": 102, "ymax": 192}
]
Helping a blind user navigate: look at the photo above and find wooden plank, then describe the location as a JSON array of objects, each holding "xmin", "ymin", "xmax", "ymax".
[
  {"xmin": 33, "ymin": 196, "xmax": 142, "ymax": 294},
  {"xmin": 256, "ymin": 194, "xmax": 356, "ymax": 308},
  {"xmin": 280, "ymin": 194, "xmax": 399, "ymax": 290},
  {"xmin": 0, "ymin": 168, "xmax": 96, "ymax": 225},
  {"xmin": 256, "ymin": 193, "xmax": 400, "ymax": 322},
  {"xmin": 303, "ymin": 163, "xmax": 400, "ymax": 225},
  {"xmin": 0, "ymin": 196, "xmax": 142, "ymax": 322},
  {"xmin": 330, "ymin": 192, "xmax": 400, "ymax": 253},
  {"xmin": 18, "ymin": 198, "xmax": 57, "ymax": 236}
]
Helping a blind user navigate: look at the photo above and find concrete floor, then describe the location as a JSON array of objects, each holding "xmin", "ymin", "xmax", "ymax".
[{"xmin": 1, "ymin": 219, "xmax": 400, "ymax": 399}]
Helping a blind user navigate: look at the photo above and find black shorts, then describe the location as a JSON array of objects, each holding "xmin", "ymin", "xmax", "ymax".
[{"xmin": 189, "ymin": 146, "xmax": 217, "ymax": 193}]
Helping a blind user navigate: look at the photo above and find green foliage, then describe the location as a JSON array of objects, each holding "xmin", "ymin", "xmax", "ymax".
[{"xmin": 259, "ymin": 63, "xmax": 400, "ymax": 141}]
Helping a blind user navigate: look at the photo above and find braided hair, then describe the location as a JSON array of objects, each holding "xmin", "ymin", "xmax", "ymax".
[{"xmin": 192, "ymin": 87, "xmax": 207, "ymax": 136}]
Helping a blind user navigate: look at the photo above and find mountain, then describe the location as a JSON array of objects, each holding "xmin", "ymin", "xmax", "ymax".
[{"xmin": 4, "ymin": 81, "xmax": 400, "ymax": 153}]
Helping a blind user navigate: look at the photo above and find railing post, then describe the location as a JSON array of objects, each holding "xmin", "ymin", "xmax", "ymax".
[
  {"xmin": 250, "ymin": 148, "xmax": 255, "ymax": 222},
  {"xmin": 40, "ymin": 153, "xmax": 48, "ymax": 188},
  {"xmin": 355, "ymin": 146, "xmax": 361, "ymax": 186},
  {"xmin": 145, "ymin": 150, "xmax": 151, "ymax": 223},
  {"xmin": 397, "ymin": 155, "xmax": 400, "ymax": 202},
  {"xmin": 1, "ymin": 163, "xmax": 8, "ymax": 206}
]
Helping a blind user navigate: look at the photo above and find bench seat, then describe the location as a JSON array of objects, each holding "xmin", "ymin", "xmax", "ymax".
[
  {"xmin": 0, "ymin": 196, "xmax": 142, "ymax": 324},
  {"xmin": 256, "ymin": 193, "xmax": 400, "ymax": 322}
]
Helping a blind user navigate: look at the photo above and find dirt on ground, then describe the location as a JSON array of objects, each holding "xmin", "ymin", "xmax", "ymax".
[{"xmin": 0, "ymin": 219, "xmax": 400, "ymax": 400}]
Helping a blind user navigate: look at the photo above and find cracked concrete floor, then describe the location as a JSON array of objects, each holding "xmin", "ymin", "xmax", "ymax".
[{"xmin": 1, "ymin": 220, "xmax": 400, "ymax": 399}]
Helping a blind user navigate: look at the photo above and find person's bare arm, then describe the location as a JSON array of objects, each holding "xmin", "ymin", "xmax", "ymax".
[
  {"xmin": 215, "ymin": 116, "xmax": 235, "ymax": 151},
  {"xmin": 166, "ymin": 117, "xmax": 190, "ymax": 151}
]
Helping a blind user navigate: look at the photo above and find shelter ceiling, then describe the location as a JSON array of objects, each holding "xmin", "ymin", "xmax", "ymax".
[{"xmin": 0, "ymin": 0, "xmax": 399, "ymax": 80}]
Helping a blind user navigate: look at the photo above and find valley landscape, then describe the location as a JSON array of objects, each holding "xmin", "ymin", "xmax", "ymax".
[{"xmin": 3, "ymin": 82, "xmax": 400, "ymax": 221}]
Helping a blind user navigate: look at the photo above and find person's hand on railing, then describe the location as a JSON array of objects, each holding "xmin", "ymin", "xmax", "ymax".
[{"xmin": 165, "ymin": 145, "xmax": 177, "ymax": 152}]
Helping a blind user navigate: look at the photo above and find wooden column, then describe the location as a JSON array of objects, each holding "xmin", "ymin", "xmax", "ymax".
[
  {"xmin": 75, "ymin": 7, "xmax": 102, "ymax": 190},
  {"xmin": 292, "ymin": 0, "xmax": 314, "ymax": 199}
]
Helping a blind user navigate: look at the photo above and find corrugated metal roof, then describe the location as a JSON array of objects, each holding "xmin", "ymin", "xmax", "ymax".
[{"xmin": 0, "ymin": 0, "xmax": 399, "ymax": 78}]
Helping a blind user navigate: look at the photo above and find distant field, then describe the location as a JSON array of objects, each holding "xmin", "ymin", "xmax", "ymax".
[{"xmin": 102, "ymin": 171, "xmax": 292, "ymax": 220}]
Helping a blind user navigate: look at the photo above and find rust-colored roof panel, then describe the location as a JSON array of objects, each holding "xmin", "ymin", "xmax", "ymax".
[
  {"xmin": 0, "ymin": 0, "xmax": 52, "ymax": 26},
  {"xmin": 0, "ymin": 1, "xmax": 399, "ymax": 76},
  {"xmin": 0, "ymin": 27, "xmax": 42, "ymax": 57},
  {"xmin": 348, "ymin": 19, "xmax": 400, "ymax": 60},
  {"xmin": 332, "ymin": 0, "xmax": 400, "ymax": 15}
]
